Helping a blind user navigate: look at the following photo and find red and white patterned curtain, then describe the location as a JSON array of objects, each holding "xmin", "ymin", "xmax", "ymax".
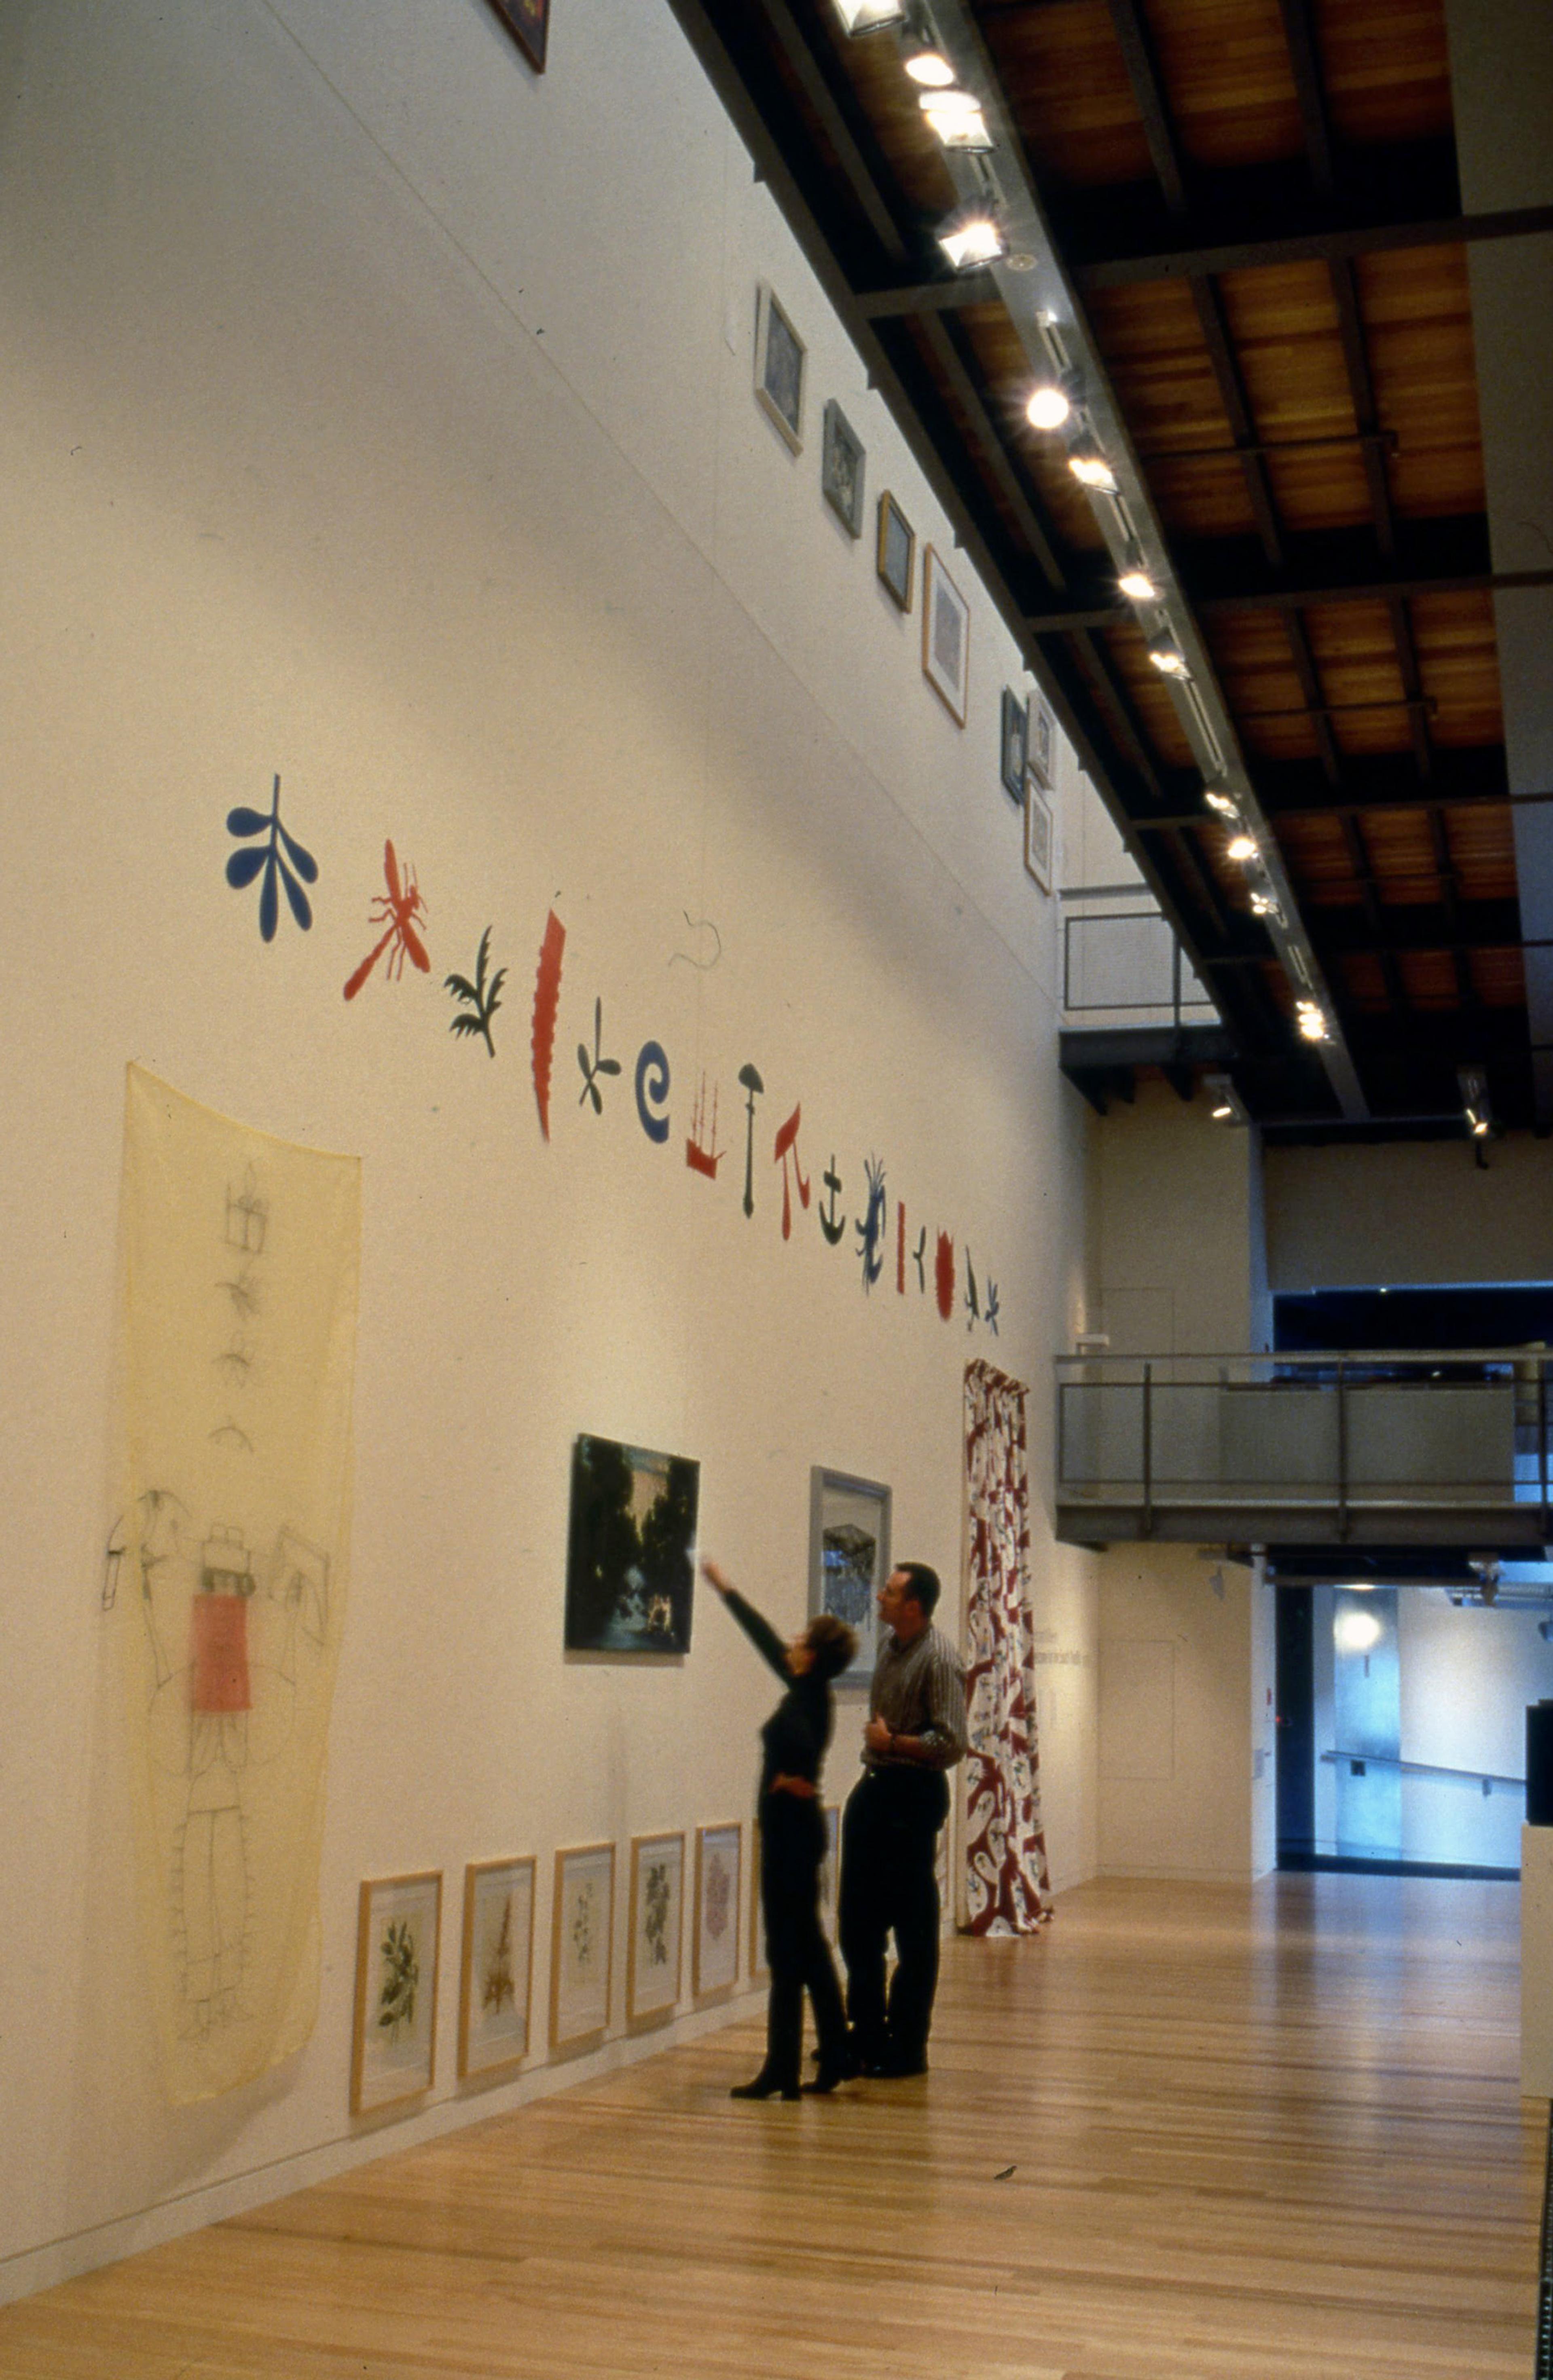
[{"xmin": 963, "ymin": 1359, "xmax": 1052, "ymax": 1934}]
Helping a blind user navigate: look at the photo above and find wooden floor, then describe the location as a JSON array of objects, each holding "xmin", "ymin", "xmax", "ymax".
[{"xmin": 2, "ymin": 1875, "xmax": 1543, "ymax": 2380}]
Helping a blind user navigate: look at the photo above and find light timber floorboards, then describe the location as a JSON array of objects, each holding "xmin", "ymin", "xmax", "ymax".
[{"xmin": 1, "ymin": 1873, "xmax": 1542, "ymax": 2379}]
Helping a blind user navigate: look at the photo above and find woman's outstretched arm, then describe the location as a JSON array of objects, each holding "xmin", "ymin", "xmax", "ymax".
[{"xmin": 701, "ymin": 1557, "xmax": 789, "ymax": 1681}]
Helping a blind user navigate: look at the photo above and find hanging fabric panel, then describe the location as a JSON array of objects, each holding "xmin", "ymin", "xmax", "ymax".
[
  {"xmin": 112, "ymin": 1064, "xmax": 360, "ymax": 2103},
  {"xmin": 963, "ymin": 1357, "xmax": 1051, "ymax": 1934}
]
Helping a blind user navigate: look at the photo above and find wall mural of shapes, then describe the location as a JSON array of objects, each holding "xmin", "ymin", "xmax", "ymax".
[
  {"xmin": 225, "ymin": 774, "xmax": 317, "ymax": 942},
  {"xmin": 351, "ymin": 1870, "xmax": 442, "ymax": 2116},
  {"xmin": 627, "ymin": 1831, "xmax": 685, "ymax": 2026},
  {"xmin": 692, "ymin": 1822, "xmax": 742, "ymax": 2000},
  {"xmin": 343, "ymin": 839, "xmax": 430, "ymax": 1000},
  {"xmin": 563, "ymin": 1435, "xmax": 699, "ymax": 1655},
  {"xmin": 550, "ymin": 1841, "xmax": 614, "ymax": 2053},
  {"xmin": 457, "ymin": 1855, "xmax": 535, "ymax": 2083},
  {"xmin": 530, "ymin": 908, "xmax": 565, "ymax": 1139},
  {"xmin": 445, "ymin": 928, "xmax": 507, "ymax": 1057}
]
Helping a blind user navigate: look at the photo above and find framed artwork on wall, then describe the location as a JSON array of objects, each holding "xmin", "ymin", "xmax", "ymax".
[
  {"xmin": 1000, "ymin": 688, "xmax": 1029, "ymax": 803},
  {"xmin": 819, "ymin": 1804, "xmax": 841, "ymax": 1947},
  {"xmin": 350, "ymin": 1871, "xmax": 442, "ymax": 2116},
  {"xmin": 754, "ymin": 283, "xmax": 806, "ymax": 454},
  {"xmin": 809, "ymin": 1467, "xmax": 892, "ymax": 1693},
  {"xmin": 485, "ymin": 0, "xmax": 548, "ymax": 72},
  {"xmin": 1024, "ymin": 777, "xmax": 1055, "ymax": 892},
  {"xmin": 564, "ymin": 1434, "xmax": 699, "ymax": 1653},
  {"xmin": 876, "ymin": 490, "xmax": 916, "ymax": 611},
  {"xmin": 1027, "ymin": 695, "xmax": 1056, "ymax": 789},
  {"xmin": 922, "ymin": 545, "xmax": 969, "ymax": 723},
  {"xmin": 693, "ymin": 1822, "xmax": 742, "ymax": 1998},
  {"xmin": 550, "ymin": 1842, "xmax": 614, "ymax": 2052},
  {"xmin": 821, "ymin": 399, "xmax": 866, "ymax": 537},
  {"xmin": 627, "ymin": 1831, "xmax": 685, "ymax": 2024},
  {"xmin": 457, "ymin": 1855, "xmax": 535, "ymax": 2082}
]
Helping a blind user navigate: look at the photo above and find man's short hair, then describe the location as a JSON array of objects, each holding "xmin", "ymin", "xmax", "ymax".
[{"xmin": 897, "ymin": 1562, "xmax": 941, "ymax": 1618}]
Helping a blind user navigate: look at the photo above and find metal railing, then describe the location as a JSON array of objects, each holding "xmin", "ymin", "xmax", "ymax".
[
  {"xmin": 1060, "ymin": 890, "xmax": 1218, "ymax": 1028},
  {"xmin": 1056, "ymin": 1348, "xmax": 1553, "ymax": 1544}
]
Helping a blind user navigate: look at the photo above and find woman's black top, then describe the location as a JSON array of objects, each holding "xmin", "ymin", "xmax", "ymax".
[{"xmin": 724, "ymin": 1588, "xmax": 834, "ymax": 1798}]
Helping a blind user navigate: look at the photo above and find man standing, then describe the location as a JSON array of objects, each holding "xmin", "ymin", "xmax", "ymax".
[{"xmin": 839, "ymin": 1562, "xmax": 967, "ymax": 2077}]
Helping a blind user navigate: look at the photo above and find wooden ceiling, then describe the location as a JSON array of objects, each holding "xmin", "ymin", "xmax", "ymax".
[{"xmin": 667, "ymin": 0, "xmax": 1553, "ymax": 1135}]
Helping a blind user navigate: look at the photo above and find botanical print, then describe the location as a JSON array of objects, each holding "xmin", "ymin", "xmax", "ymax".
[
  {"xmin": 755, "ymin": 284, "xmax": 805, "ymax": 453},
  {"xmin": 378, "ymin": 1918, "xmax": 419, "ymax": 2037},
  {"xmin": 552, "ymin": 1845, "xmax": 613, "ymax": 2046},
  {"xmin": 460, "ymin": 1858, "xmax": 533, "ymax": 2079},
  {"xmin": 352, "ymin": 1873, "xmax": 440, "ymax": 2113},
  {"xmin": 629, "ymin": 1834, "xmax": 683, "ymax": 2020},
  {"xmin": 643, "ymin": 1861, "xmax": 671, "ymax": 1965},
  {"xmin": 482, "ymin": 1898, "xmax": 516, "ymax": 2014},
  {"xmin": 922, "ymin": 547, "xmax": 969, "ymax": 723},
  {"xmin": 694, "ymin": 1824, "xmax": 741, "ymax": 1997}
]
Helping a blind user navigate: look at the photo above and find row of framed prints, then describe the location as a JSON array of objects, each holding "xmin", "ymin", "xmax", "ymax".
[{"xmin": 352, "ymin": 1822, "xmax": 766, "ymax": 2114}]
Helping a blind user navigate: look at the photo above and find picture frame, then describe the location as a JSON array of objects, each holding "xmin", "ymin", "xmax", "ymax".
[
  {"xmin": 876, "ymin": 490, "xmax": 916, "ymax": 612},
  {"xmin": 1027, "ymin": 694, "xmax": 1056, "ymax": 789},
  {"xmin": 564, "ymin": 1434, "xmax": 699, "ymax": 1654},
  {"xmin": 809, "ymin": 1466, "xmax": 892, "ymax": 1693},
  {"xmin": 819, "ymin": 1804, "xmax": 841, "ymax": 1947},
  {"xmin": 922, "ymin": 545, "xmax": 970, "ymax": 724},
  {"xmin": 754, "ymin": 283, "xmax": 805, "ymax": 455},
  {"xmin": 457, "ymin": 1855, "xmax": 535, "ymax": 2082},
  {"xmin": 1000, "ymin": 688, "xmax": 1029, "ymax": 803},
  {"xmin": 627, "ymin": 1831, "xmax": 685, "ymax": 2024},
  {"xmin": 821, "ymin": 399, "xmax": 866, "ymax": 538},
  {"xmin": 550, "ymin": 1841, "xmax": 615, "ymax": 2053},
  {"xmin": 1024, "ymin": 775, "xmax": 1054, "ymax": 893},
  {"xmin": 350, "ymin": 1871, "xmax": 442, "ymax": 2116},
  {"xmin": 693, "ymin": 1822, "xmax": 743, "ymax": 2000},
  {"xmin": 485, "ymin": 0, "xmax": 547, "ymax": 73}
]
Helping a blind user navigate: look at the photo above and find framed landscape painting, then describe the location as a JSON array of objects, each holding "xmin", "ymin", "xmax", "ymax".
[
  {"xmin": 809, "ymin": 1467, "xmax": 891, "ymax": 1692},
  {"xmin": 351, "ymin": 1871, "xmax": 442, "ymax": 2115},
  {"xmin": 564, "ymin": 1434, "xmax": 699, "ymax": 1653},
  {"xmin": 627, "ymin": 1831, "xmax": 685, "ymax": 2024},
  {"xmin": 693, "ymin": 1822, "xmax": 742, "ymax": 1998},
  {"xmin": 458, "ymin": 1856, "xmax": 535, "ymax": 2082},
  {"xmin": 922, "ymin": 545, "xmax": 969, "ymax": 723},
  {"xmin": 551, "ymin": 1841, "xmax": 614, "ymax": 2053}
]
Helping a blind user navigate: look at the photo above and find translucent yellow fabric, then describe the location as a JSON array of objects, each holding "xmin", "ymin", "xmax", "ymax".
[{"xmin": 114, "ymin": 1066, "xmax": 360, "ymax": 2103}]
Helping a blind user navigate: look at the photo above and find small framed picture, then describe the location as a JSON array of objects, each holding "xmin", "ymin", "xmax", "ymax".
[
  {"xmin": 550, "ymin": 1841, "xmax": 614, "ymax": 2053},
  {"xmin": 754, "ymin": 283, "xmax": 805, "ymax": 455},
  {"xmin": 1027, "ymin": 695, "xmax": 1056, "ymax": 789},
  {"xmin": 351, "ymin": 1871, "xmax": 442, "ymax": 2115},
  {"xmin": 1000, "ymin": 688, "xmax": 1028, "ymax": 803},
  {"xmin": 819, "ymin": 1805, "xmax": 841, "ymax": 1947},
  {"xmin": 627, "ymin": 1831, "xmax": 685, "ymax": 2024},
  {"xmin": 809, "ymin": 1466, "xmax": 892, "ymax": 1692},
  {"xmin": 485, "ymin": 0, "xmax": 547, "ymax": 73},
  {"xmin": 1024, "ymin": 775, "xmax": 1054, "ymax": 892},
  {"xmin": 458, "ymin": 1856, "xmax": 535, "ymax": 2082},
  {"xmin": 821, "ymin": 399, "xmax": 866, "ymax": 537},
  {"xmin": 693, "ymin": 1822, "xmax": 742, "ymax": 2000},
  {"xmin": 922, "ymin": 545, "xmax": 969, "ymax": 724},
  {"xmin": 876, "ymin": 490, "xmax": 915, "ymax": 611}
]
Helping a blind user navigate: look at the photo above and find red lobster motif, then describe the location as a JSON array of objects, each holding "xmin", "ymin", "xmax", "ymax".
[{"xmin": 343, "ymin": 840, "xmax": 430, "ymax": 1001}]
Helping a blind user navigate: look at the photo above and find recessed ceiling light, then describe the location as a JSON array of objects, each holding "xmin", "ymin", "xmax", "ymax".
[
  {"xmin": 1295, "ymin": 1000, "xmax": 1329, "ymax": 1042},
  {"xmin": 1025, "ymin": 383, "xmax": 1071, "ymax": 432},
  {"xmin": 938, "ymin": 209, "xmax": 1006, "ymax": 270},
  {"xmin": 1119, "ymin": 568, "xmax": 1160, "ymax": 603},
  {"xmin": 832, "ymin": 0, "xmax": 906, "ymax": 30},
  {"xmin": 1226, "ymin": 833, "xmax": 1258, "ymax": 863},
  {"xmin": 1147, "ymin": 634, "xmax": 1190, "ymax": 678},
  {"xmin": 903, "ymin": 42, "xmax": 956, "ymax": 85},
  {"xmin": 1066, "ymin": 434, "xmax": 1117, "ymax": 493},
  {"xmin": 919, "ymin": 88, "xmax": 993, "ymax": 148}
]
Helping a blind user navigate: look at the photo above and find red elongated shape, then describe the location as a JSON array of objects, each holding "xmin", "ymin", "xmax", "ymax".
[
  {"xmin": 531, "ymin": 909, "xmax": 565, "ymax": 1140},
  {"xmin": 936, "ymin": 1230, "xmax": 955, "ymax": 1321}
]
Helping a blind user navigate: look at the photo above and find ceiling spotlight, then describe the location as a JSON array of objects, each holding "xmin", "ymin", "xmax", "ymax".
[
  {"xmin": 833, "ymin": 0, "xmax": 906, "ymax": 29},
  {"xmin": 1295, "ymin": 1000, "xmax": 1329, "ymax": 1042},
  {"xmin": 1203, "ymin": 788, "xmax": 1240, "ymax": 820},
  {"xmin": 937, "ymin": 206, "xmax": 1006, "ymax": 270},
  {"xmin": 1226, "ymin": 833, "xmax": 1259, "ymax": 863},
  {"xmin": 1147, "ymin": 634, "xmax": 1191, "ymax": 678},
  {"xmin": 902, "ymin": 33, "xmax": 956, "ymax": 84},
  {"xmin": 1249, "ymin": 890, "xmax": 1282, "ymax": 921},
  {"xmin": 1203, "ymin": 1072, "xmax": 1247, "ymax": 1127},
  {"xmin": 919, "ymin": 87, "xmax": 993, "ymax": 149},
  {"xmin": 1118, "ymin": 567, "xmax": 1160, "ymax": 603},
  {"xmin": 1066, "ymin": 433, "xmax": 1117, "ymax": 493},
  {"xmin": 1026, "ymin": 383, "xmax": 1073, "ymax": 432},
  {"xmin": 1458, "ymin": 1065, "xmax": 1494, "ymax": 1144}
]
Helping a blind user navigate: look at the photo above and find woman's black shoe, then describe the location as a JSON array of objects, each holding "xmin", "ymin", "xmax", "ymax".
[
  {"xmin": 730, "ymin": 2071, "xmax": 800, "ymax": 2100},
  {"xmin": 800, "ymin": 2041, "xmax": 860, "ymax": 2094}
]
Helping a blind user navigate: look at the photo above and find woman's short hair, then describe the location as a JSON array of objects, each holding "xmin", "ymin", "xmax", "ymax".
[{"xmin": 804, "ymin": 1611, "xmax": 857, "ymax": 1682}]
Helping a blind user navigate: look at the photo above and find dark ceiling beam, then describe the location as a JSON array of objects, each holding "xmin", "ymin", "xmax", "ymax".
[
  {"xmin": 1274, "ymin": 0, "xmax": 1335, "ymax": 195},
  {"xmin": 1189, "ymin": 278, "xmax": 1285, "ymax": 567},
  {"xmin": 857, "ymin": 273, "xmax": 1002, "ymax": 319},
  {"xmin": 1026, "ymin": 562, "xmax": 1553, "ymax": 632},
  {"xmin": 745, "ymin": 0, "xmax": 908, "ymax": 269},
  {"xmin": 1073, "ymin": 199, "xmax": 1553, "ymax": 288},
  {"xmin": 1329, "ymin": 259, "xmax": 1395, "ymax": 556},
  {"xmin": 912, "ymin": 312, "xmax": 1069, "ymax": 590},
  {"xmin": 1104, "ymin": 0, "xmax": 1189, "ymax": 216}
]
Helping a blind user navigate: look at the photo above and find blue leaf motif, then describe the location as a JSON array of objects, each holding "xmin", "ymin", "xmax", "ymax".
[{"xmin": 227, "ymin": 774, "xmax": 317, "ymax": 939}]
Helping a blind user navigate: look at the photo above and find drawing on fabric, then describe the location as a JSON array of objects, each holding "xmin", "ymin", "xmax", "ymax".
[
  {"xmin": 343, "ymin": 840, "xmax": 430, "ymax": 1000},
  {"xmin": 914, "ymin": 1226, "xmax": 928, "ymax": 1292},
  {"xmin": 445, "ymin": 927, "xmax": 506, "ymax": 1057},
  {"xmin": 985, "ymin": 1278, "xmax": 1001, "ymax": 1335},
  {"xmin": 964, "ymin": 1246, "xmax": 980, "ymax": 1330},
  {"xmin": 225, "ymin": 775, "xmax": 318, "ymax": 942},
  {"xmin": 669, "ymin": 913, "xmax": 722, "ymax": 971},
  {"xmin": 737, "ymin": 1065, "xmax": 764, "ymax": 1218},
  {"xmin": 565, "ymin": 1436, "xmax": 699, "ymax": 1654},
  {"xmin": 686, "ymin": 1075, "xmax": 724, "ymax": 1178},
  {"xmin": 377, "ymin": 1917, "xmax": 419, "ymax": 2036},
  {"xmin": 576, "ymin": 996, "xmax": 621, "ymax": 1113},
  {"xmin": 856, "ymin": 1155, "xmax": 887, "ymax": 1291},
  {"xmin": 531, "ymin": 909, "xmax": 566, "ymax": 1139}
]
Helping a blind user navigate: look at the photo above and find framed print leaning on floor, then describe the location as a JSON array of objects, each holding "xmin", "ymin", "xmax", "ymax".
[
  {"xmin": 694, "ymin": 1822, "xmax": 742, "ymax": 1998},
  {"xmin": 351, "ymin": 1870, "xmax": 442, "ymax": 2115},
  {"xmin": 550, "ymin": 1841, "xmax": 614, "ymax": 2053},
  {"xmin": 458, "ymin": 1855, "xmax": 535, "ymax": 2082}
]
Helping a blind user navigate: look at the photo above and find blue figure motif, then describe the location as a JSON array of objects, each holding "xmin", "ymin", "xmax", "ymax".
[
  {"xmin": 818, "ymin": 1155, "xmax": 846, "ymax": 1247},
  {"xmin": 578, "ymin": 998, "xmax": 622, "ymax": 1114},
  {"xmin": 856, "ymin": 1156, "xmax": 887, "ymax": 1291},
  {"xmin": 963, "ymin": 1245, "xmax": 980, "ymax": 1330},
  {"xmin": 226, "ymin": 775, "xmax": 318, "ymax": 941},
  {"xmin": 913, "ymin": 1225, "xmax": 928, "ymax": 1292},
  {"xmin": 635, "ymin": 1042, "xmax": 671, "ymax": 1143}
]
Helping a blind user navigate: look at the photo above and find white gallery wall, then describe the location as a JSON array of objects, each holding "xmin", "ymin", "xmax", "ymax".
[{"xmin": 0, "ymin": 0, "xmax": 1099, "ymax": 2299}]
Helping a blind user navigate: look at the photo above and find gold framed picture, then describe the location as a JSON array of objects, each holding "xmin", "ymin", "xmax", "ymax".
[
  {"xmin": 627, "ymin": 1831, "xmax": 685, "ymax": 2025},
  {"xmin": 350, "ymin": 1871, "xmax": 442, "ymax": 2116},
  {"xmin": 550, "ymin": 1841, "xmax": 614, "ymax": 2053},
  {"xmin": 693, "ymin": 1822, "xmax": 742, "ymax": 2000},
  {"xmin": 458, "ymin": 1856, "xmax": 535, "ymax": 2082},
  {"xmin": 876, "ymin": 489, "xmax": 916, "ymax": 611}
]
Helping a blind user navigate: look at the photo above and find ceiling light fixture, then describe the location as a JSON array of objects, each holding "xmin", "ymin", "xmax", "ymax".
[
  {"xmin": 1147, "ymin": 633, "xmax": 1191, "ymax": 678},
  {"xmin": 1295, "ymin": 1000, "xmax": 1329, "ymax": 1042},
  {"xmin": 1203, "ymin": 788, "xmax": 1240, "ymax": 820},
  {"xmin": 1248, "ymin": 890, "xmax": 1282, "ymax": 922},
  {"xmin": 1065, "ymin": 432, "xmax": 1117, "ymax": 493},
  {"xmin": 937, "ymin": 205, "xmax": 1006, "ymax": 270},
  {"xmin": 832, "ymin": 0, "xmax": 906, "ymax": 30},
  {"xmin": 918, "ymin": 87, "xmax": 993, "ymax": 150},
  {"xmin": 902, "ymin": 32, "xmax": 956, "ymax": 84},
  {"xmin": 1025, "ymin": 382, "xmax": 1073, "ymax": 432},
  {"xmin": 1118, "ymin": 566, "xmax": 1160, "ymax": 603},
  {"xmin": 1226, "ymin": 832, "xmax": 1258, "ymax": 863}
]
